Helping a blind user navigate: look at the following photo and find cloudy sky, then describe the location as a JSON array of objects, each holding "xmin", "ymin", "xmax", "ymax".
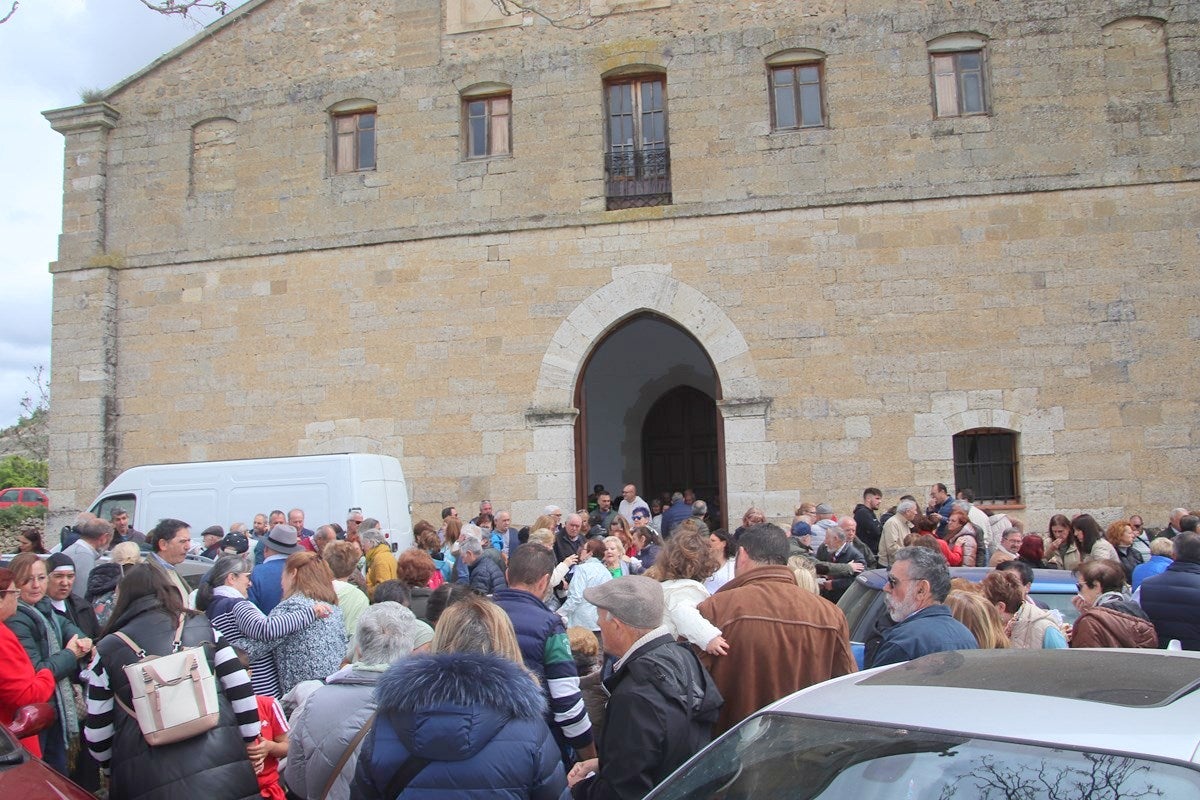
[{"xmin": 0, "ymin": 0, "xmax": 248, "ymax": 428}]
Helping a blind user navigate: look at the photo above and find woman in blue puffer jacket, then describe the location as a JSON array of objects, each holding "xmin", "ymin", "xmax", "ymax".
[{"xmin": 351, "ymin": 594, "xmax": 566, "ymax": 800}]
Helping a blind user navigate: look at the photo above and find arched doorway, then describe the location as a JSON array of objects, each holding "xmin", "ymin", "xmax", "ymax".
[
  {"xmin": 574, "ymin": 313, "xmax": 725, "ymax": 528},
  {"xmin": 642, "ymin": 386, "xmax": 720, "ymax": 523}
]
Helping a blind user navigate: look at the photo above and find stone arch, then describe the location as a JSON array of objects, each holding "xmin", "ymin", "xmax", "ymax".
[{"xmin": 522, "ymin": 267, "xmax": 775, "ymax": 523}]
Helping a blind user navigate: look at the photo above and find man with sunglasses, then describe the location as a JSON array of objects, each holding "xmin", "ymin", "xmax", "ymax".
[
  {"xmin": 1129, "ymin": 514, "xmax": 1152, "ymax": 561},
  {"xmin": 866, "ymin": 546, "xmax": 977, "ymax": 669}
]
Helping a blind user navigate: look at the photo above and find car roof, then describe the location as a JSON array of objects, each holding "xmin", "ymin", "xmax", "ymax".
[
  {"xmin": 766, "ymin": 649, "xmax": 1200, "ymax": 764},
  {"xmin": 856, "ymin": 565, "xmax": 1077, "ymax": 591}
]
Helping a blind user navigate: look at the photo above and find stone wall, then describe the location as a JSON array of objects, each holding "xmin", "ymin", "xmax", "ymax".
[
  {"xmin": 44, "ymin": 0, "xmax": 1200, "ymax": 531},
  {"xmin": 52, "ymin": 181, "xmax": 1200, "ymax": 528}
]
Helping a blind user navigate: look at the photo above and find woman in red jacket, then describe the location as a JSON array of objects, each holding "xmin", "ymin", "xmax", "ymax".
[{"xmin": 0, "ymin": 566, "xmax": 58, "ymax": 756}]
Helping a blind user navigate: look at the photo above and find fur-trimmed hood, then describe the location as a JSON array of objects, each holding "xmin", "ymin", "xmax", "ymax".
[{"xmin": 374, "ymin": 652, "xmax": 548, "ymax": 761}]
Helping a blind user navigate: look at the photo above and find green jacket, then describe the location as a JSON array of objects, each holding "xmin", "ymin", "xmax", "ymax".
[{"xmin": 4, "ymin": 597, "xmax": 85, "ymax": 681}]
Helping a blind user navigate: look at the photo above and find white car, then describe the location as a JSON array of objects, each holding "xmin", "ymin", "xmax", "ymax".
[{"xmin": 646, "ymin": 648, "xmax": 1200, "ymax": 799}]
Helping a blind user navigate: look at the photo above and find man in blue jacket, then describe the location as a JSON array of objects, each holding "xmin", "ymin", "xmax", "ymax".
[
  {"xmin": 493, "ymin": 544, "xmax": 595, "ymax": 767},
  {"xmin": 658, "ymin": 492, "xmax": 691, "ymax": 538},
  {"xmin": 248, "ymin": 524, "xmax": 304, "ymax": 613},
  {"xmin": 1139, "ymin": 532, "xmax": 1200, "ymax": 650},
  {"xmin": 867, "ymin": 546, "xmax": 978, "ymax": 668}
]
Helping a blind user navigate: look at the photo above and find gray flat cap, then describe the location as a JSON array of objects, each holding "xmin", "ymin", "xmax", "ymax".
[{"xmin": 584, "ymin": 575, "xmax": 664, "ymax": 629}]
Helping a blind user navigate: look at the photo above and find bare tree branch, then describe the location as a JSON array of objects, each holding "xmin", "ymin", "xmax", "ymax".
[
  {"xmin": 0, "ymin": 0, "xmax": 228, "ymax": 25},
  {"xmin": 136, "ymin": 0, "xmax": 228, "ymax": 17}
]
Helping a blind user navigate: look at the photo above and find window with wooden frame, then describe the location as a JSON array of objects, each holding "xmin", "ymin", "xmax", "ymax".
[
  {"xmin": 604, "ymin": 73, "xmax": 670, "ymax": 209},
  {"xmin": 953, "ymin": 428, "xmax": 1020, "ymax": 506},
  {"xmin": 767, "ymin": 51, "xmax": 826, "ymax": 130},
  {"xmin": 333, "ymin": 109, "xmax": 376, "ymax": 173},
  {"xmin": 929, "ymin": 34, "xmax": 989, "ymax": 118},
  {"xmin": 463, "ymin": 92, "xmax": 512, "ymax": 159}
]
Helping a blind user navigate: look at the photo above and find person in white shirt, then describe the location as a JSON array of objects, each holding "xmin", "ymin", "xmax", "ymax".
[{"xmin": 618, "ymin": 483, "xmax": 648, "ymax": 523}]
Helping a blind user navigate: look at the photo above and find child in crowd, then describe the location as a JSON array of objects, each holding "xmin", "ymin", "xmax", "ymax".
[{"xmin": 235, "ymin": 648, "xmax": 290, "ymax": 800}]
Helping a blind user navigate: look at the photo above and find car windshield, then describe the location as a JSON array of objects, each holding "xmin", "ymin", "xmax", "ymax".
[{"xmin": 649, "ymin": 713, "xmax": 1200, "ymax": 800}]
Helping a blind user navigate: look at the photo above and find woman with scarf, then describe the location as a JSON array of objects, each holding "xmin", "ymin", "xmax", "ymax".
[
  {"xmin": 2, "ymin": 552, "xmax": 93, "ymax": 775},
  {"xmin": 197, "ymin": 554, "xmax": 334, "ymax": 698}
]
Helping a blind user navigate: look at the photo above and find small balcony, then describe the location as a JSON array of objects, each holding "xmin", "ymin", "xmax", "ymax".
[{"xmin": 605, "ymin": 148, "xmax": 671, "ymax": 210}]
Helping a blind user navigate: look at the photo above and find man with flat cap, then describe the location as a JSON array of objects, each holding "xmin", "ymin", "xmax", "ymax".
[
  {"xmin": 248, "ymin": 524, "xmax": 305, "ymax": 613},
  {"xmin": 196, "ymin": 525, "xmax": 225, "ymax": 560},
  {"xmin": 567, "ymin": 575, "xmax": 722, "ymax": 800}
]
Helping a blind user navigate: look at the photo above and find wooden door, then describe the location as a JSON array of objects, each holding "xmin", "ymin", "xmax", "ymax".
[{"xmin": 641, "ymin": 385, "xmax": 720, "ymax": 525}]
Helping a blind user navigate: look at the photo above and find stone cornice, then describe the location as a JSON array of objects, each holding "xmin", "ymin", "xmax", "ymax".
[{"xmin": 43, "ymin": 103, "xmax": 121, "ymax": 135}]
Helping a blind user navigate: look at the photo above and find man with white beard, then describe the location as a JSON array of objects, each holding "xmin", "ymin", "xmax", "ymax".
[{"xmin": 866, "ymin": 546, "xmax": 978, "ymax": 668}]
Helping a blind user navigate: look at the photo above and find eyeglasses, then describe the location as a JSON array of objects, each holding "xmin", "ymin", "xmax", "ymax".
[
  {"xmin": 885, "ymin": 574, "xmax": 919, "ymax": 589},
  {"xmin": 23, "ymin": 575, "xmax": 47, "ymax": 585},
  {"xmin": 632, "ymin": 515, "xmax": 647, "ymax": 521},
  {"xmin": 0, "ymin": 589, "xmax": 19, "ymax": 597},
  {"xmin": 1076, "ymin": 582, "xmax": 1086, "ymax": 592}
]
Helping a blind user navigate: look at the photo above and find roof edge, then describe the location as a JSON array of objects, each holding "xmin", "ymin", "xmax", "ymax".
[{"xmin": 102, "ymin": 0, "xmax": 278, "ymax": 99}]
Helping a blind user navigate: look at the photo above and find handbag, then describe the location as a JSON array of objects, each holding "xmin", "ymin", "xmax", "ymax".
[{"xmin": 112, "ymin": 617, "xmax": 221, "ymax": 746}]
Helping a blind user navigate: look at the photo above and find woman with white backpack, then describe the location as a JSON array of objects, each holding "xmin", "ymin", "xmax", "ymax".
[{"xmin": 82, "ymin": 563, "xmax": 262, "ymax": 800}]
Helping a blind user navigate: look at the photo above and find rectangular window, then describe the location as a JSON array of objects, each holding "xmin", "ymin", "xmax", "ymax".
[
  {"xmin": 334, "ymin": 111, "xmax": 376, "ymax": 173},
  {"xmin": 465, "ymin": 95, "xmax": 511, "ymax": 159},
  {"xmin": 932, "ymin": 50, "xmax": 986, "ymax": 117},
  {"xmin": 604, "ymin": 76, "xmax": 670, "ymax": 209},
  {"xmin": 770, "ymin": 63, "xmax": 825, "ymax": 130},
  {"xmin": 953, "ymin": 429, "xmax": 1019, "ymax": 505}
]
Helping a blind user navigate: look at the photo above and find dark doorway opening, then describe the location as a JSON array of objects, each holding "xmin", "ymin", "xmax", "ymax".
[
  {"xmin": 573, "ymin": 313, "xmax": 725, "ymax": 529},
  {"xmin": 642, "ymin": 385, "xmax": 720, "ymax": 525}
]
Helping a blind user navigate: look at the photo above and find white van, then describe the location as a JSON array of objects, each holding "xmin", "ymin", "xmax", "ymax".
[{"xmin": 88, "ymin": 453, "xmax": 414, "ymax": 551}]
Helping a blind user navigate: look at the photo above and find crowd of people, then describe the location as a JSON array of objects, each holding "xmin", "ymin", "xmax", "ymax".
[{"xmin": 0, "ymin": 484, "xmax": 1197, "ymax": 800}]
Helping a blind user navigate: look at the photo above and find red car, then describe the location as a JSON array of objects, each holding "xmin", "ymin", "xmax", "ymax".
[
  {"xmin": 0, "ymin": 488, "xmax": 47, "ymax": 510},
  {"xmin": 0, "ymin": 705, "xmax": 94, "ymax": 798}
]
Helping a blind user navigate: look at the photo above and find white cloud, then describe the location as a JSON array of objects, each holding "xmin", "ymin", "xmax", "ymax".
[{"xmin": 0, "ymin": 1, "xmax": 245, "ymax": 428}]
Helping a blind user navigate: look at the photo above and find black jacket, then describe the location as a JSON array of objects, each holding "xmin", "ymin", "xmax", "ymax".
[
  {"xmin": 1139, "ymin": 561, "xmax": 1200, "ymax": 650},
  {"xmin": 90, "ymin": 597, "xmax": 260, "ymax": 800},
  {"xmin": 53, "ymin": 593, "xmax": 99, "ymax": 639},
  {"xmin": 553, "ymin": 531, "xmax": 584, "ymax": 566},
  {"xmin": 584, "ymin": 634, "xmax": 722, "ymax": 800},
  {"xmin": 853, "ymin": 504, "xmax": 883, "ymax": 552},
  {"xmin": 815, "ymin": 543, "xmax": 866, "ymax": 601}
]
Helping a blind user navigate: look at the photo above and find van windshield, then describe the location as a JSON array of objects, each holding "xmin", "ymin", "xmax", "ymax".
[{"xmin": 91, "ymin": 494, "xmax": 137, "ymax": 527}]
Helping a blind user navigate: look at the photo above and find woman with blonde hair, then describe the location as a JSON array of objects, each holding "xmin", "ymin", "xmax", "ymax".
[
  {"xmin": 946, "ymin": 589, "xmax": 1010, "ymax": 650},
  {"xmin": 353, "ymin": 594, "xmax": 565, "ymax": 798},
  {"xmin": 269, "ymin": 552, "xmax": 347, "ymax": 695},
  {"xmin": 787, "ymin": 555, "xmax": 820, "ymax": 595},
  {"xmin": 646, "ymin": 526, "xmax": 728, "ymax": 655},
  {"xmin": 602, "ymin": 535, "xmax": 640, "ymax": 578}
]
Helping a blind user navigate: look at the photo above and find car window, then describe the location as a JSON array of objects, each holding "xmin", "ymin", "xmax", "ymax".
[
  {"xmin": 650, "ymin": 713, "xmax": 1200, "ymax": 799},
  {"xmin": 837, "ymin": 579, "xmax": 879, "ymax": 635},
  {"xmin": 1033, "ymin": 590, "xmax": 1079, "ymax": 625},
  {"xmin": 0, "ymin": 489, "xmax": 18, "ymax": 503}
]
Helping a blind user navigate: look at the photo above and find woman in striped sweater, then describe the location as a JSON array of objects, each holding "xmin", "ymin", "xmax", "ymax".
[
  {"xmin": 81, "ymin": 563, "xmax": 261, "ymax": 800},
  {"xmin": 197, "ymin": 554, "xmax": 334, "ymax": 698}
]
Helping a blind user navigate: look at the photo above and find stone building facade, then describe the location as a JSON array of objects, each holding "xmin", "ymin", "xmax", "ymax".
[{"xmin": 44, "ymin": 0, "xmax": 1199, "ymax": 530}]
